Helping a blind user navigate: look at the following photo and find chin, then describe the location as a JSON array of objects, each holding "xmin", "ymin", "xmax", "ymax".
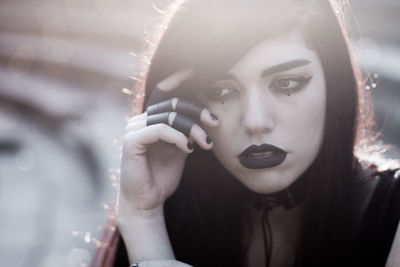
[{"xmin": 235, "ymin": 168, "xmax": 299, "ymax": 194}]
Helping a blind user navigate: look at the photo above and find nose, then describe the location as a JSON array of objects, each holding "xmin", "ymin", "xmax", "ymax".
[{"xmin": 241, "ymin": 89, "xmax": 275, "ymax": 136}]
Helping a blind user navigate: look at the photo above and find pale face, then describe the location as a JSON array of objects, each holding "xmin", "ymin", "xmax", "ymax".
[{"xmin": 199, "ymin": 32, "xmax": 326, "ymax": 194}]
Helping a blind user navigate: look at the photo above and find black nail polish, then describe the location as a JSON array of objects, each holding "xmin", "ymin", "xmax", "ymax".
[
  {"xmin": 187, "ymin": 142, "xmax": 194, "ymax": 150},
  {"xmin": 211, "ymin": 113, "xmax": 218, "ymax": 121},
  {"xmin": 206, "ymin": 136, "xmax": 212, "ymax": 144}
]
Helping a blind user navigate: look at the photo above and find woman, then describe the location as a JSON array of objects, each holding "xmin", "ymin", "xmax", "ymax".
[{"xmin": 113, "ymin": 0, "xmax": 400, "ymax": 266}]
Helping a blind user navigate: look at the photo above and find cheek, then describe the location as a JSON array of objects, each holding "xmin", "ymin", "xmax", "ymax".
[
  {"xmin": 295, "ymin": 102, "xmax": 325, "ymax": 132},
  {"xmin": 289, "ymin": 92, "xmax": 326, "ymax": 157},
  {"xmin": 297, "ymin": 114, "xmax": 325, "ymax": 153},
  {"xmin": 204, "ymin": 106, "xmax": 241, "ymax": 163},
  {"xmin": 294, "ymin": 79, "xmax": 326, "ymax": 128},
  {"xmin": 205, "ymin": 102, "xmax": 240, "ymax": 137}
]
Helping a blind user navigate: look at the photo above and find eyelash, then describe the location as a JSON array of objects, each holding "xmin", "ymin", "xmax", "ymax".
[
  {"xmin": 269, "ymin": 75, "xmax": 313, "ymax": 96},
  {"xmin": 205, "ymin": 85, "xmax": 239, "ymax": 103},
  {"xmin": 206, "ymin": 75, "xmax": 312, "ymax": 102}
]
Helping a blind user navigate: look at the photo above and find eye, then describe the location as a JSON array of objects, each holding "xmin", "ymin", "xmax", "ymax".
[
  {"xmin": 269, "ymin": 76, "xmax": 312, "ymax": 95},
  {"xmin": 205, "ymin": 81, "xmax": 240, "ymax": 103},
  {"xmin": 207, "ymin": 87, "xmax": 236, "ymax": 99}
]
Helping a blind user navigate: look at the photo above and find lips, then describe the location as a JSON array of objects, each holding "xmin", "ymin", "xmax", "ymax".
[{"xmin": 238, "ymin": 143, "xmax": 287, "ymax": 169}]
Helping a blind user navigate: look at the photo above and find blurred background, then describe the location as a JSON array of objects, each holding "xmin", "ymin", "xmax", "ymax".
[{"xmin": 0, "ymin": 0, "xmax": 399, "ymax": 266}]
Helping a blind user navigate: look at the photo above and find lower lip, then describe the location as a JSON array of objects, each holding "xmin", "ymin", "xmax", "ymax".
[{"xmin": 238, "ymin": 152, "xmax": 287, "ymax": 169}]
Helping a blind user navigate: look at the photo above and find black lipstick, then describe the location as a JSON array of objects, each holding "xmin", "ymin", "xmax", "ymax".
[{"xmin": 238, "ymin": 143, "xmax": 287, "ymax": 169}]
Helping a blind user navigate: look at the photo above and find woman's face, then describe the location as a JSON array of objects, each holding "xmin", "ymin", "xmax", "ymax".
[{"xmin": 199, "ymin": 31, "xmax": 326, "ymax": 194}]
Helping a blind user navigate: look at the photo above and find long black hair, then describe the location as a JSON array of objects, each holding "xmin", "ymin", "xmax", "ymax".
[{"xmin": 134, "ymin": 0, "xmax": 368, "ymax": 266}]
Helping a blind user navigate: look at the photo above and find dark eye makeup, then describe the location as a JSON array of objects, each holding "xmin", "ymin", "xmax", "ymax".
[
  {"xmin": 205, "ymin": 74, "xmax": 313, "ymax": 103},
  {"xmin": 205, "ymin": 80, "xmax": 240, "ymax": 103},
  {"xmin": 269, "ymin": 75, "xmax": 313, "ymax": 96}
]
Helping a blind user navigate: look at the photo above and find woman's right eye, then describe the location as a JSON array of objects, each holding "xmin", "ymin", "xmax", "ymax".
[{"xmin": 205, "ymin": 81, "xmax": 240, "ymax": 103}]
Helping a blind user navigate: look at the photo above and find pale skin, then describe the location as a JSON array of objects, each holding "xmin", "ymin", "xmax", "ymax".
[
  {"xmin": 118, "ymin": 69, "xmax": 218, "ymax": 266},
  {"xmin": 118, "ymin": 33, "xmax": 400, "ymax": 266},
  {"xmin": 118, "ymin": 69, "xmax": 303, "ymax": 267}
]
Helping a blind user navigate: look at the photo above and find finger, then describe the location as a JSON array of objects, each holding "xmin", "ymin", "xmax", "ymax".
[
  {"xmin": 189, "ymin": 123, "xmax": 213, "ymax": 150},
  {"xmin": 170, "ymin": 114, "xmax": 194, "ymax": 137},
  {"xmin": 146, "ymin": 98, "xmax": 219, "ymax": 127},
  {"xmin": 147, "ymin": 98, "xmax": 202, "ymax": 119},
  {"xmin": 145, "ymin": 112, "xmax": 213, "ymax": 150},
  {"xmin": 146, "ymin": 112, "xmax": 192, "ymax": 137},
  {"xmin": 124, "ymin": 124, "xmax": 193, "ymax": 154},
  {"xmin": 125, "ymin": 120, "xmax": 145, "ymax": 132},
  {"xmin": 147, "ymin": 86, "xmax": 171, "ymax": 106},
  {"xmin": 147, "ymin": 69, "xmax": 194, "ymax": 106},
  {"xmin": 127, "ymin": 113, "xmax": 146, "ymax": 124},
  {"xmin": 125, "ymin": 118, "xmax": 210, "ymax": 150}
]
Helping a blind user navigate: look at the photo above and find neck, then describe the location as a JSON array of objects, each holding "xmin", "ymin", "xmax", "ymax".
[{"xmin": 246, "ymin": 203, "xmax": 303, "ymax": 267}]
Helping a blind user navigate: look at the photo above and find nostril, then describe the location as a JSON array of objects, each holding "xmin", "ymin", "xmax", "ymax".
[{"xmin": 242, "ymin": 113, "xmax": 275, "ymax": 135}]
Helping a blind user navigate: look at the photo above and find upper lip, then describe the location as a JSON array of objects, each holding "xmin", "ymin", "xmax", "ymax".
[{"xmin": 238, "ymin": 143, "xmax": 286, "ymax": 157}]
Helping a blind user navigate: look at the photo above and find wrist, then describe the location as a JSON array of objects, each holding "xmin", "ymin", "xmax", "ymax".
[
  {"xmin": 117, "ymin": 205, "xmax": 175, "ymax": 263},
  {"xmin": 118, "ymin": 205, "xmax": 164, "ymax": 226}
]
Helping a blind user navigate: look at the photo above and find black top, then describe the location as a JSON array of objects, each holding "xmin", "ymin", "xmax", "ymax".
[
  {"xmin": 113, "ymin": 168, "xmax": 400, "ymax": 267},
  {"xmin": 351, "ymin": 168, "xmax": 400, "ymax": 266}
]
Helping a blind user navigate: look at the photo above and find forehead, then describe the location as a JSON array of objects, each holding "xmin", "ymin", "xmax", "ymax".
[{"xmin": 230, "ymin": 31, "xmax": 318, "ymax": 75}]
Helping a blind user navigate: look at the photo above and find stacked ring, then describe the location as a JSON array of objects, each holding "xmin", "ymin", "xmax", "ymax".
[{"xmin": 145, "ymin": 86, "xmax": 206, "ymax": 138}]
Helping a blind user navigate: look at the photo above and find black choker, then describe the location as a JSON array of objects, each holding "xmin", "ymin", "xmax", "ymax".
[
  {"xmin": 247, "ymin": 174, "xmax": 309, "ymax": 211},
  {"xmin": 249, "ymin": 188, "xmax": 297, "ymax": 210},
  {"xmin": 247, "ymin": 175, "xmax": 309, "ymax": 267}
]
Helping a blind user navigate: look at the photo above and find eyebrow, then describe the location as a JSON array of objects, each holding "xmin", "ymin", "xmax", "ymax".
[
  {"xmin": 219, "ymin": 58, "xmax": 312, "ymax": 82},
  {"xmin": 260, "ymin": 58, "xmax": 312, "ymax": 78}
]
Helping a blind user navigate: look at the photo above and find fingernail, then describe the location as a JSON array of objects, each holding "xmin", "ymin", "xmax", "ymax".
[
  {"xmin": 187, "ymin": 142, "xmax": 194, "ymax": 150},
  {"xmin": 211, "ymin": 113, "xmax": 218, "ymax": 121},
  {"xmin": 206, "ymin": 136, "xmax": 212, "ymax": 144}
]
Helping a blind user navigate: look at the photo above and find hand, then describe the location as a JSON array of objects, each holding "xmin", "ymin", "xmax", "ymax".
[{"xmin": 119, "ymin": 69, "xmax": 219, "ymax": 218}]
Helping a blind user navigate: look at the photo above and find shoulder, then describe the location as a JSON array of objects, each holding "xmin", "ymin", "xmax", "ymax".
[
  {"xmin": 370, "ymin": 168, "xmax": 400, "ymax": 207},
  {"xmin": 360, "ymin": 167, "xmax": 400, "ymax": 225},
  {"xmin": 371, "ymin": 168, "xmax": 400, "ymax": 267},
  {"xmin": 386, "ymin": 223, "xmax": 400, "ymax": 267},
  {"xmin": 351, "ymin": 166, "xmax": 400, "ymax": 266},
  {"xmin": 352, "ymin": 165, "xmax": 400, "ymax": 218}
]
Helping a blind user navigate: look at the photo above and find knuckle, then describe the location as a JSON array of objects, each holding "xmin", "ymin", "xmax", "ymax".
[
  {"xmin": 122, "ymin": 132, "xmax": 138, "ymax": 146},
  {"xmin": 191, "ymin": 123, "xmax": 202, "ymax": 134},
  {"xmin": 124, "ymin": 123, "xmax": 133, "ymax": 132},
  {"xmin": 155, "ymin": 123, "xmax": 168, "ymax": 133},
  {"xmin": 124, "ymin": 121, "xmax": 143, "ymax": 133},
  {"xmin": 128, "ymin": 113, "xmax": 145, "ymax": 123},
  {"xmin": 178, "ymin": 130, "xmax": 186, "ymax": 139}
]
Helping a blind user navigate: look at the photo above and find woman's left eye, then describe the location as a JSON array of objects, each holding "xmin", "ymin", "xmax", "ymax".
[{"xmin": 269, "ymin": 76, "xmax": 312, "ymax": 94}]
